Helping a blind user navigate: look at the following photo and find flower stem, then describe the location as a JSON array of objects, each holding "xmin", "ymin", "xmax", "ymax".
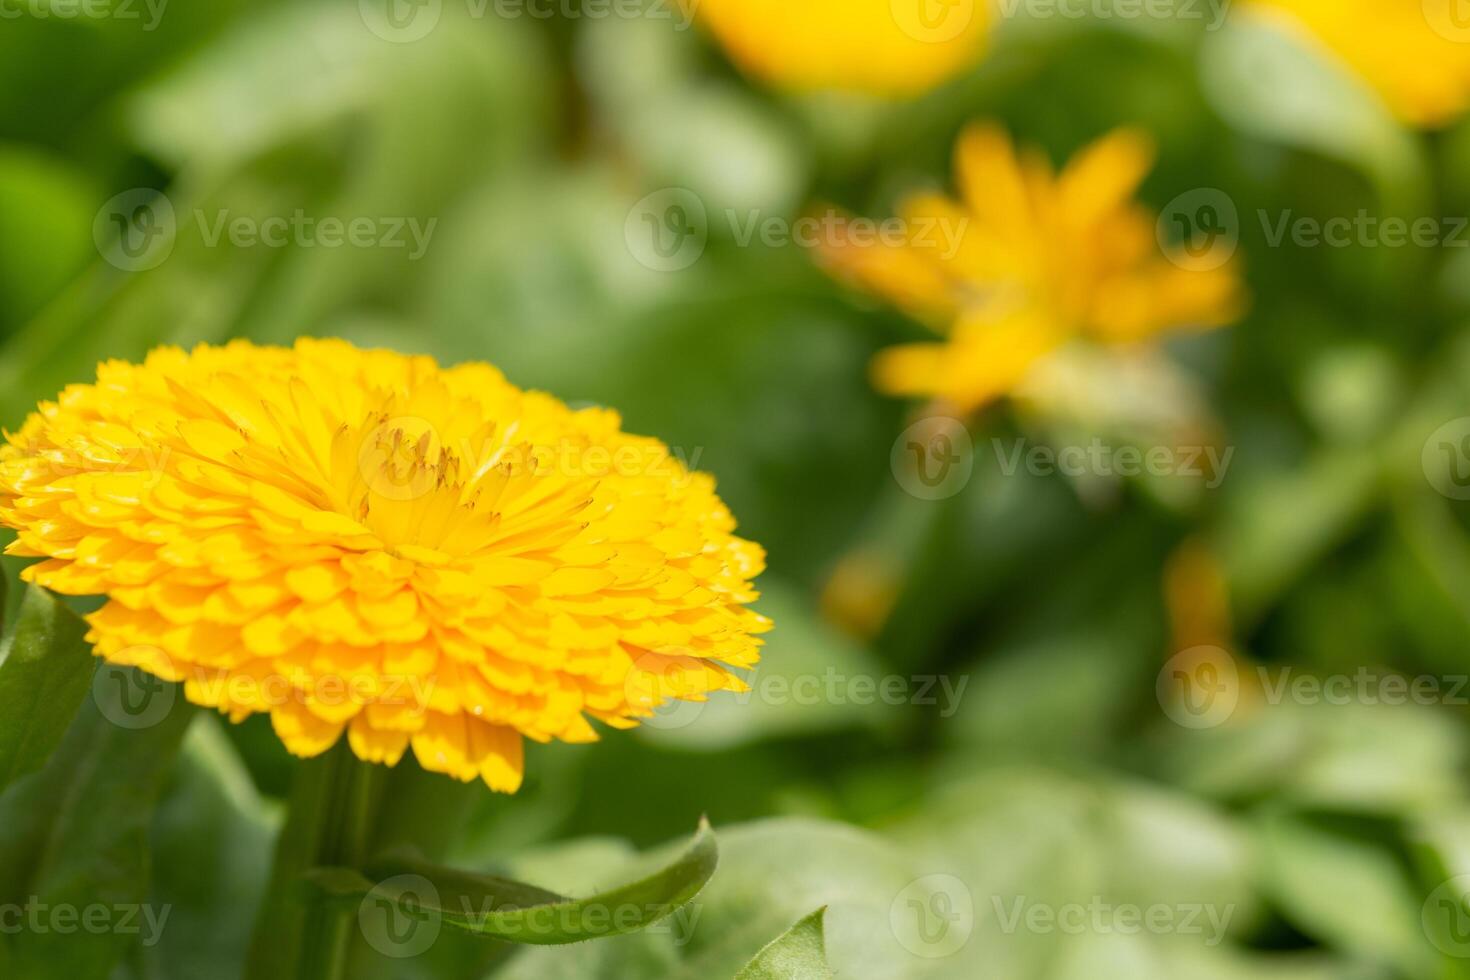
[{"xmin": 244, "ymin": 740, "xmax": 386, "ymax": 980}]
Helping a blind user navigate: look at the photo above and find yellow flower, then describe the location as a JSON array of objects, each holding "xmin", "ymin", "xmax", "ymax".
[
  {"xmin": 0, "ymin": 339, "xmax": 768, "ymax": 791},
  {"xmin": 1243, "ymin": 0, "xmax": 1470, "ymax": 127},
  {"xmin": 690, "ymin": 0, "xmax": 991, "ymax": 97},
  {"xmin": 815, "ymin": 125, "xmax": 1245, "ymax": 413}
]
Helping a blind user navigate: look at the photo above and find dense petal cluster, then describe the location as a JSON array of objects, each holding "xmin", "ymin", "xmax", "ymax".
[
  {"xmin": 815, "ymin": 125, "xmax": 1246, "ymax": 412},
  {"xmin": 1244, "ymin": 0, "xmax": 1470, "ymax": 127},
  {"xmin": 690, "ymin": 0, "xmax": 991, "ymax": 97},
  {"xmin": 0, "ymin": 340, "xmax": 768, "ymax": 791}
]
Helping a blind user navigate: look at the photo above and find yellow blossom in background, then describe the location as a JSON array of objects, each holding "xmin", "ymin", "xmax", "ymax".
[
  {"xmin": 0, "ymin": 340, "xmax": 769, "ymax": 791},
  {"xmin": 1243, "ymin": 0, "xmax": 1470, "ymax": 127},
  {"xmin": 815, "ymin": 125, "xmax": 1246, "ymax": 413},
  {"xmin": 689, "ymin": 0, "xmax": 992, "ymax": 97}
]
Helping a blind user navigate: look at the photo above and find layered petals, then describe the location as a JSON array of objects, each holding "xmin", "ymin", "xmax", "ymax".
[{"xmin": 0, "ymin": 339, "xmax": 770, "ymax": 791}]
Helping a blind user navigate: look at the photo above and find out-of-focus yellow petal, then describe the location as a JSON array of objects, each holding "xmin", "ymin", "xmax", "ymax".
[
  {"xmin": 1244, "ymin": 0, "xmax": 1470, "ymax": 127},
  {"xmin": 691, "ymin": 0, "xmax": 991, "ymax": 98},
  {"xmin": 813, "ymin": 126, "xmax": 1246, "ymax": 411}
]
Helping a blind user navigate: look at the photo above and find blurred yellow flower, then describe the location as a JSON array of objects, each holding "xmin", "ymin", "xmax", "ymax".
[
  {"xmin": 1244, "ymin": 0, "xmax": 1470, "ymax": 127},
  {"xmin": 690, "ymin": 0, "xmax": 991, "ymax": 97},
  {"xmin": 0, "ymin": 339, "xmax": 768, "ymax": 791},
  {"xmin": 816, "ymin": 125, "xmax": 1246, "ymax": 412}
]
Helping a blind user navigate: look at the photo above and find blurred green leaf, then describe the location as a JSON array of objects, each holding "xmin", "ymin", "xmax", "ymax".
[
  {"xmin": 312, "ymin": 819, "xmax": 716, "ymax": 946},
  {"xmin": 1199, "ymin": 11, "xmax": 1426, "ymax": 207},
  {"xmin": 0, "ymin": 585, "xmax": 97, "ymax": 793},
  {"xmin": 141, "ymin": 716, "xmax": 280, "ymax": 980},
  {"xmin": 1257, "ymin": 811, "xmax": 1431, "ymax": 977},
  {"xmin": 0, "ymin": 669, "xmax": 193, "ymax": 978},
  {"xmin": 0, "ymin": 146, "xmax": 96, "ymax": 331}
]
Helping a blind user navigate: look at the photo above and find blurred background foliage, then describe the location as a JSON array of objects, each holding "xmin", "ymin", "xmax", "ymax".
[{"xmin": 5, "ymin": 0, "xmax": 1470, "ymax": 978}]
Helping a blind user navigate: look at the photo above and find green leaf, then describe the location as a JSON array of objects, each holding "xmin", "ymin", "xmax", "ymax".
[
  {"xmin": 0, "ymin": 666, "xmax": 194, "ymax": 978},
  {"xmin": 1257, "ymin": 811, "xmax": 1431, "ymax": 977},
  {"xmin": 308, "ymin": 818, "xmax": 717, "ymax": 946},
  {"xmin": 735, "ymin": 908, "xmax": 833, "ymax": 980},
  {"xmin": 0, "ymin": 585, "xmax": 98, "ymax": 793},
  {"xmin": 143, "ymin": 716, "xmax": 281, "ymax": 980},
  {"xmin": 1198, "ymin": 10, "xmax": 1427, "ymax": 205}
]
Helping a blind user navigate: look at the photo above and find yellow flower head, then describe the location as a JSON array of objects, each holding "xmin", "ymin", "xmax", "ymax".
[
  {"xmin": 815, "ymin": 125, "xmax": 1246, "ymax": 412},
  {"xmin": 690, "ymin": 0, "xmax": 991, "ymax": 97},
  {"xmin": 0, "ymin": 340, "xmax": 768, "ymax": 791},
  {"xmin": 1244, "ymin": 0, "xmax": 1470, "ymax": 127}
]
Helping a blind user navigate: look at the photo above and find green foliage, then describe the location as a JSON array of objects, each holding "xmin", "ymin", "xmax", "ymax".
[
  {"xmin": 0, "ymin": 585, "xmax": 97, "ymax": 793},
  {"xmin": 734, "ymin": 908, "xmax": 832, "ymax": 979},
  {"xmin": 4, "ymin": 1, "xmax": 1470, "ymax": 979},
  {"xmin": 307, "ymin": 819, "xmax": 716, "ymax": 946}
]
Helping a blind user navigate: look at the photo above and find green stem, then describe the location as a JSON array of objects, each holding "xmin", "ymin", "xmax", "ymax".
[{"xmin": 244, "ymin": 740, "xmax": 386, "ymax": 980}]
